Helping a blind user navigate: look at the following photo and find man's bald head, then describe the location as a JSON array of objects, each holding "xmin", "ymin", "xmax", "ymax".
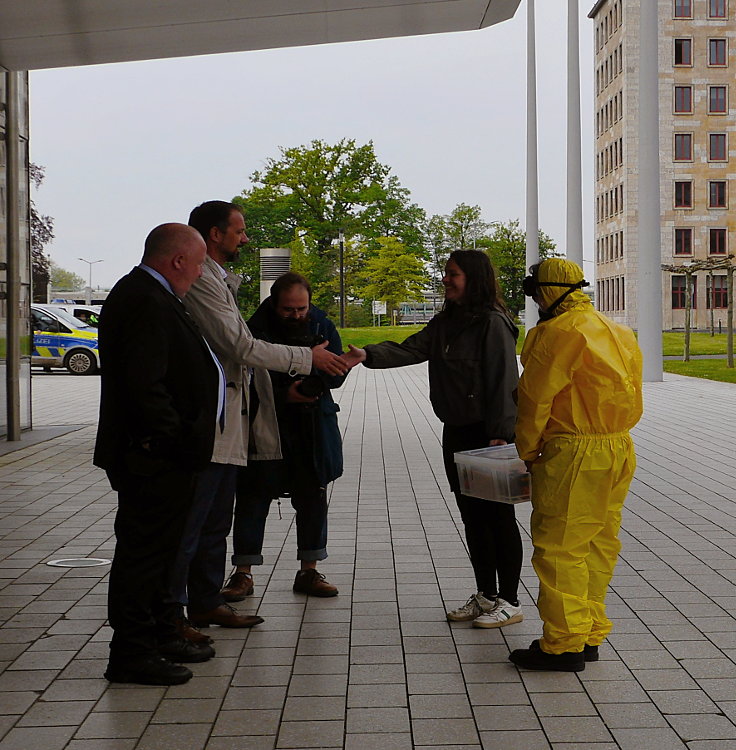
[{"xmin": 141, "ymin": 223, "xmax": 207, "ymax": 297}]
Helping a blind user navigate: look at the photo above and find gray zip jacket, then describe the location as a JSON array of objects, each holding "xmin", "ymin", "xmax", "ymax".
[{"xmin": 364, "ymin": 308, "xmax": 519, "ymax": 441}]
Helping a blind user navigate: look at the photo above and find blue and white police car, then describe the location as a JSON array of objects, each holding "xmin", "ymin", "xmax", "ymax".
[{"xmin": 31, "ymin": 304, "xmax": 100, "ymax": 375}]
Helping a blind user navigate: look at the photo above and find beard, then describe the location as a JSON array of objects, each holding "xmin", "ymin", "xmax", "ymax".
[{"xmin": 275, "ymin": 314, "xmax": 314, "ymax": 345}]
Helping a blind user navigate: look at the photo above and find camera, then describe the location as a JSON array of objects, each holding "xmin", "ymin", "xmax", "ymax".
[{"xmin": 296, "ymin": 374, "xmax": 326, "ymax": 398}]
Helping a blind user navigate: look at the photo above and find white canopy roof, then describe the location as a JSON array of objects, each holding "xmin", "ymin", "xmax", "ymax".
[{"xmin": 0, "ymin": 0, "xmax": 521, "ymax": 71}]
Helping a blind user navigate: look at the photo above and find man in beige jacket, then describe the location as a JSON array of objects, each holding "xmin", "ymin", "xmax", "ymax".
[{"xmin": 169, "ymin": 200, "xmax": 347, "ymax": 635}]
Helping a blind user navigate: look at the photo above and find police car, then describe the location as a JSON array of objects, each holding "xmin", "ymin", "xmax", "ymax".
[{"xmin": 31, "ymin": 304, "xmax": 100, "ymax": 375}]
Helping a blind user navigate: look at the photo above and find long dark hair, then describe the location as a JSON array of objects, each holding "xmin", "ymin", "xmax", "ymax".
[{"xmin": 443, "ymin": 250, "xmax": 508, "ymax": 315}]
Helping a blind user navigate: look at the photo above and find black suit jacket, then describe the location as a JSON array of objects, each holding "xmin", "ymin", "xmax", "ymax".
[{"xmin": 94, "ymin": 267, "xmax": 219, "ymax": 479}]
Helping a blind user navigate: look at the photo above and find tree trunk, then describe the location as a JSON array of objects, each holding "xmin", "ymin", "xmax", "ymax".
[
  {"xmin": 727, "ymin": 267, "xmax": 734, "ymax": 368},
  {"xmin": 709, "ymin": 271, "xmax": 715, "ymax": 336},
  {"xmin": 683, "ymin": 272, "xmax": 692, "ymax": 362}
]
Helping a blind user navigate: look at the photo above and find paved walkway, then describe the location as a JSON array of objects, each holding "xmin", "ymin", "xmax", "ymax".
[{"xmin": 0, "ymin": 366, "xmax": 735, "ymax": 749}]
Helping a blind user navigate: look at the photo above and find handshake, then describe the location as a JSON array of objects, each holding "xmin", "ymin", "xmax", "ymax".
[{"xmin": 309, "ymin": 342, "xmax": 367, "ymax": 377}]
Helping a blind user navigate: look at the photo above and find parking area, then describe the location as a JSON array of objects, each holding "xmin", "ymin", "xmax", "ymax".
[{"xmin": 0, "ymin": 366, "xmax": 735, "ymax": 749}]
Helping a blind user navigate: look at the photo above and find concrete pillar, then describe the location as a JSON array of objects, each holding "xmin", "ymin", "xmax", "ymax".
[
  {"xmin": 566, "ymin": 0, "xmax": 584, "ymax": 268},
  {"xmin": 6, "ymin": 72, "xmax": 21, "ymax": 440},
  {"xmin": 638, "ymin": 2, "xmax": 663, "ymax": 381},
  {"xmin": 525, "ymin": 0, "xmax": 540, "ymax": 331}
]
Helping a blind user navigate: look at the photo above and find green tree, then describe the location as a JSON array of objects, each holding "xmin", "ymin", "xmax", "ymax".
[
  {"xmin": 424, "ymin": 203, "xmax": 489, "ymax": 290},
  {"xmin": 480, "ymin": 219, "xmax": 558, "ymax": 316},
  {"xmin": 236, "ymin": 138, "xmax": 424, "ymax": 255},
  {"xmin": 362, "ymin": 237, "xmax": 427, "ymax": 321},
  {"xmin": 231, "ymin": 138, "xmax": 427, "ymax": 318},
  {"xmin": 49, "ymin": 262, "xmax": 85, "ymax": 291},
  {"xmin": 30, "ymin": 164, "xmax": 54, "ymax": 302}
]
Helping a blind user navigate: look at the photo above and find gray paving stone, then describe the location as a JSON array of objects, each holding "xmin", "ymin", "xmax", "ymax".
[
  {"xmin": 541, "ymin": 716, "xmax": 613, "ymax": 743},
  {"xmin": 412, "ymin": 717, "xmax": 480, "ymax": 745},
  {"xmin": 478, "ymin": 730, "xmax": 551, "ymax": 749},
  {"xmin": 666, "ymin": 714, "xmax": 736, "ymax": 741},
  {"xmin": 276, "ymin": 719, "xmax": 344, "ymax": 748}
]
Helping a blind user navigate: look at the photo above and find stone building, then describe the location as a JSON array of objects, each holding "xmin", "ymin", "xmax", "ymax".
[{"xmin": 590, "ymin": 0, "xmax": 735, "ymax": 330}]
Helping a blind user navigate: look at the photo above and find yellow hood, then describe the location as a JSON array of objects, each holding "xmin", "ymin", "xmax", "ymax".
[{"xmin": 537, "ymin": 258, "xmax": 590, "ymax": 316}]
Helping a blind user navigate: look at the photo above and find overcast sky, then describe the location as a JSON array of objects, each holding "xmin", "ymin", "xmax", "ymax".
[{"xmin": 30, "ymin": 4, "xmax": 595, "ymax": 289}]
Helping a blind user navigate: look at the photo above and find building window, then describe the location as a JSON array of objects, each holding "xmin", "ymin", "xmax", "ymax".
[
  {"xmin": 709, "ymin": 39, "xmax": 727, "ymax": 66},
  {"xmin": 709, "ymin": 133, "xmax": 728, "ymax": 160},
  {"xmin": 710, "ymin": 227, "xmax": 727, "ymax": 254},
  {"xmin": 672, "ymin": 276, "xmax": 693, "ymax": 309},
  {"xmin": 675, "ymin": 133, "xmax": 693, "ymax": 161},
  {"xmin": 675, "ymin": 38, "xmax": 693, "ymax": 65},
  {"xmin": 709, "ymin": 0, "xmax": 727, "ymax": 17},
  {"xmin": 709, "ymin": 85, "xmax": 727, "ymax": 113},
  {"xmin": 675, "ymin": 181, "xmax": 693, "ymax": 208},
  {"xmin": 709, "ymin": 180, "xmax": 727, "ymax": 207},
  {"xmin": 707, "ymin": 276, "xmax": 728, "ymax": 308},
  {"xmin": 675, "ymin": 227, "xmax": 693, "ymax": 255},
  {"xmin": 675, "ymin": 86, "xmax": 693, "ymax": 113},
  {"xmin": 675, "ymin": 0, "xmax": 693, "ymax": 17}
]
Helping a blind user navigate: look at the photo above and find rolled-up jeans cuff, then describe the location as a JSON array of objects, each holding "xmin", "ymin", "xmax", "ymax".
[
  {"xmin": 232, "ymin": 553, "xmax": 263, "ymax": 566},
  {"xmin": 297, "ymin": 548, "xmax": 327, "ymax": 562}
]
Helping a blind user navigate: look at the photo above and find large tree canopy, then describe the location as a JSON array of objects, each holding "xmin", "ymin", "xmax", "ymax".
[
  {"xmin": 231, "ymin": 138, "xmax": 427, "ymax": 318},
  {"xmin": 234, "ymin": 138, "xmax": 425, "ymax": 257}
]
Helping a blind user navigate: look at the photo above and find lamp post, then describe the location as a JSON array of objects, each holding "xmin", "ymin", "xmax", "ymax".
[{"xmin": 78, "ymin": 258, "xmax": 103, "ymax": 304}]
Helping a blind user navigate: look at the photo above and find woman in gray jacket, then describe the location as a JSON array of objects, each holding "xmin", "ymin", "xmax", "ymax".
[{"xmin": 343, "ymin": 250, "xmax": 523, "ymax": 629}]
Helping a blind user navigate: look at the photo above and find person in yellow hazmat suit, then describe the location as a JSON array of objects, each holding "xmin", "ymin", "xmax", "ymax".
[{"xmin": 509, "ymin": 258, "xmax": 643, "ymax": 672}]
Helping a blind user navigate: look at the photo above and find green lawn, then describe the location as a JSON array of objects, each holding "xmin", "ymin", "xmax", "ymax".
[
  {"xmin": 662, "ymin": 331, "xmax": 733, "ymax": 356},
  {"xmin": 340, "ymin": 325, "xmax": 527, "ymax": 354},
  {"xmin": 340, "ymin": 325, "xmax": 734, "ymax": 359},
  {"xmin": 663, "ymin": 359, "xmax": 736, "ymax": 384}
]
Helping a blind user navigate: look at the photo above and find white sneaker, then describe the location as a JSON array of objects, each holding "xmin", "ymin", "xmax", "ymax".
[
  {"xmin": 446, "ymin": 592, "xmax": 496, "ymax": 622},
  {"xmin": 472, "ymin": 598, "xmax": 523, "ymax": 629}
]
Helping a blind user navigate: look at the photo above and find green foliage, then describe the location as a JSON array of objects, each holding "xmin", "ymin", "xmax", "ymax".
[
  {"xmin": 481, "ymin": 219, "xmax": 558, "ymax": 316},
  {"xmin": 30, "ymin": 163, "xmax": 54, "ymax": 302},
  {"xmin": 362, "ymin": 237, "xmax": 427, "ymax": 320},
  {"xmin": 50, "ymin": 262, "xmax": 85, "ymax": 291},
  {"xmin": 663, "ymin": 359, "xmax": 736, "ymax": 383},
  {"xmin": 424, "ymin": 203, "xmax": 490, "ymax": 289},
  {"xmin": 235, "ymin": 138, "xmax": 425, "ymax": 256},
  {"xmin": 230, "ymin": 138, "xmax": 428, "ymax": 320}
]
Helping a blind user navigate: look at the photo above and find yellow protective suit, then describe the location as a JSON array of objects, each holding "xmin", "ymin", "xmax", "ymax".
[{"xmin": 517, "ymin": 259, "xmax": 643, "ymax": 655}]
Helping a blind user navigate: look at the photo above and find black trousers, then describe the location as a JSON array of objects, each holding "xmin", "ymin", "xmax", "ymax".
[
  {"xmin": 107, "ymin": 467, "xmax": 197, "ymax": 662},
  {"xmin": 442, "ymin": 423, "xmax": 523, "ymax": 604}
]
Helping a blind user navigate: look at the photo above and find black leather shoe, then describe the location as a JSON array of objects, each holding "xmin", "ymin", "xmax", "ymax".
[
  {"xmin": 509, "ymin": 639, "xmax": 585, "ymax": 672},
  {"xmin": 158, "ymin": 638, "xmax": 215, "ymax": 663},
  {"xmin": 104, "ymin": 655, "xmax": 193, "ymax": 685},
  {"xmin": 584, "ymin": 644, "xmax": 599, "ymax": 662}
]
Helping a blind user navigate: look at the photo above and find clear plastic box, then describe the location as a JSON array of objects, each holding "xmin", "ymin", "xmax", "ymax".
[{"xmin": 454, "ymin": 444, "xmax": 531, "ymax": 504}]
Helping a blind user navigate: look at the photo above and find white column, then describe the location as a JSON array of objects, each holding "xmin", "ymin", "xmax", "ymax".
[
  {"xmin": 525, "ymin": 0, "xmax": 540, "ymax": 331},
  {"xmin": 638, "ymin": 2, "xmax": 663, "ymax": 381},
  {"xmin": 566, "ymin": 0, "xmax": 583, "ymax": 268}
]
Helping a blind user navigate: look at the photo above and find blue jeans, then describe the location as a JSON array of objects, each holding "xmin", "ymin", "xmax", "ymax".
[
  {"xmin": 232, "ymin": 465, "xmax": 328, "ymax": 566},
  {"xmin": 170, "ymin": 462, "xmax": 237, "ymax": 612}
]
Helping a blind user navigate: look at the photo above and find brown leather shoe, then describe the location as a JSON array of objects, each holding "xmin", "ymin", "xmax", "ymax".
[
  {"xmin": 221, "ymin": 571, "xmax": 254, "ymax": 602},
  {"xmin": 175, "ymin": 616, "xmax": 213, "ymax": 645},
  {"xmin": 293, "ymin": 569, "xmax": 338, "ymax": 597},
  {"xmin": 188, "ymin": 604, "xmax": 264, "ymax": 629}
]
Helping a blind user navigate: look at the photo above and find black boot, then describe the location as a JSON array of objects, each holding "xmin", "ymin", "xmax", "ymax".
[{"xmin": 509, "ymin": 639, "xmax": 585, "ymax": 672}]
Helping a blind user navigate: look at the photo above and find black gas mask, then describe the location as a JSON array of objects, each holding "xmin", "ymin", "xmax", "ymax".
[{"xmin": 523, "ymin": 265, "xmax": 588, "ymax": 321}]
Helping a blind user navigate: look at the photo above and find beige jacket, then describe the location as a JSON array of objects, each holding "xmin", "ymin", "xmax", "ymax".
[{"xmin": 183, "ymin": 255, "xmax": 312, "ymax": 465}]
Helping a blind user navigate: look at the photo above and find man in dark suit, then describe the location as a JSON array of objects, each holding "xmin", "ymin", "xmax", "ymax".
[{"xmin": 94, "ymin": 223, "xmax": 222, "ymax": 685}]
